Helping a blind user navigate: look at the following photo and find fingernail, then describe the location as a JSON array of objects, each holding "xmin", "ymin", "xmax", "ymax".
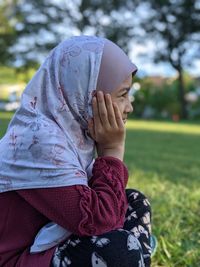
[{"xmin": 97, "ymin": 91, "xmax": 102, "ymax": 96}]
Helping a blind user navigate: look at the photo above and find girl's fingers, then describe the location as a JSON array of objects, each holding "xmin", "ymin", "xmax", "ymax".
[
  {"xmin": 113, "ymin": 102, "xmax": 124, "ymax": 128},
  {"xmin": 87, "ymin": 118, "xmax": 95, "ymax": 140},
  {"xmin": 96, "ymin": 91, "xmax": 110, "ymax": 127},
  {"xmin": 92, "ymin": 91, "xmax": 124, "ymax": 132},
  {"xmin": 105, "ymin": 94, "xmax": 117, "ymax": 127},
  {"xmin": 92, "ymin": 96, "xmax": 101, "ymax": 128}
]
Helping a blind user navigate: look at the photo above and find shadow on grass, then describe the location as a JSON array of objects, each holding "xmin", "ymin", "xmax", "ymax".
[{"xmin": 125, "ymin": 128, "xmax": 200, "ymax": 187}]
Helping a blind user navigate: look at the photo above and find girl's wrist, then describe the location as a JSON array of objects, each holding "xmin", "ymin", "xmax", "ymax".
[{"xmin": 98, "ymin": 146, "xmax": 124, "ymax": 161}]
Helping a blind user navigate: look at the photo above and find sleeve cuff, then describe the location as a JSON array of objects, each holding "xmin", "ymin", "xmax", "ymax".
[{"xmin": 93, "ymin": 156, "xmax": 129, "ymax": 186}]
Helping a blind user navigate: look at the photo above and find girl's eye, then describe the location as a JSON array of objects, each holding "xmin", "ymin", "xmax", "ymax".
[{"xmin": 120, "ymin": 92, "xmax": 128, "ymax": 98}]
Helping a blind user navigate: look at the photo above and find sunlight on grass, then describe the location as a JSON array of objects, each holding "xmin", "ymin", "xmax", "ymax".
[
  {"xmin": 126, "ymin": 120, "xmax": 200, "ymax": 135},
  {"xmin": 125, "ymin": 119, "xmax": 200, "ymax": 267},
  {"xmin": 0, "ymin": 84, "xmax": 24, "ymax": 101},
  {"xmin": 0, "ymin": 111, "xmax": 14, "ymax": 119},
  {"xmin": 127, "ymin": 170, "xmax": 200, "ymax": 267}
]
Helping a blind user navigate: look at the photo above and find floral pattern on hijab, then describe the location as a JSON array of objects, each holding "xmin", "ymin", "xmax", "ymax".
[
  {"xmin": 0, "ymin": 35, "xmax": 137, "ymax": 252},
  {"xmin": 0, "ymin": 35, "xmax": 137, "ymax": 194},
  {"xmin": 0, "ymin": 36, "xmax": 105, "ymax": 192}
]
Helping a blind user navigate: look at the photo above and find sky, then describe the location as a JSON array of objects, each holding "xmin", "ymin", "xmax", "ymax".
[
  {"xmin": 69, "ymin": 29, "xmax": 200, "ymax": 78},
  {"xmin": 10, "ymin": 0, "xmax": 200, "ymax": 79},
  {"xmin": 12, "ymin": 31, "xmax": 200, "ymax": 78},
  {"xmin": 68, "ymin": 27, "xmax": 200, "ymax": 78},
  {"xmin": 8, "ymin": 0, "xmax": 200, "ymax": 77},
  {"xmin": 129, "ymin": 42, "xmax": 200, "ymax": 78}
]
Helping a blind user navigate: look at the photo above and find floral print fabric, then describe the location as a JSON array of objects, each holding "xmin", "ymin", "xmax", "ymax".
[
  {"xmin": 0, "ymin": 36, "xmax": 105, "ymax": 192},
  {"xmin": 51, "ymin": 189, "xmax": 152, "ymax": 267}
]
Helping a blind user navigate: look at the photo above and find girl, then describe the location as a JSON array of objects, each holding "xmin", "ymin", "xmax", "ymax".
[{"xmin": 0, "ymin": 36, "xmax": 152, "ymax": 267}]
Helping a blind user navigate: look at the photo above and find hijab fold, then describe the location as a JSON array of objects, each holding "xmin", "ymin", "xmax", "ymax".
[{"xmin": 0, "ymin": 36, "xmax": 105, "ymax": 192}]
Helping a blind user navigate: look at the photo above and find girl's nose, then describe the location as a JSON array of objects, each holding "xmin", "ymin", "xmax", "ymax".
[{"xmin": 126, "ymin": 100, "xmax": 133, "ymax": 114}]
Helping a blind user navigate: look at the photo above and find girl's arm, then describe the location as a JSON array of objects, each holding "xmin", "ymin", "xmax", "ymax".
[{"xmin": 17, "ymin": 156, "xmax": 128, "ymax": 236}]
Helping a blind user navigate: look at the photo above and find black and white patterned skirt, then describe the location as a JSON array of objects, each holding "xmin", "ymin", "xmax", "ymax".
[{"xmin": 51, "ymin": 189, "xmax": 152, "ymax": 267}]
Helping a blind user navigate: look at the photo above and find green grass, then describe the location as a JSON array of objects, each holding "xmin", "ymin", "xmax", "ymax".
[
  {"xmin": 0, "ymin": 111, "xmax": 14, "ymax": 136},
  {"xmin": 0, "ymin": 67, "xmax": 18, "ymax": 84},
  {"xmin": 0, "ymin": 114, "xmax": 200, "ymax": 266},
  {"xmin": 125, "ymin": 120, "xmax": 200, "ymax": 267},
  {"xmin": 0, "ymin": 66, "xmax": 36, "ymax": 85},
  {"xmin": 0, "ymin": 66, "xmax": 36, "ymax": 101}
]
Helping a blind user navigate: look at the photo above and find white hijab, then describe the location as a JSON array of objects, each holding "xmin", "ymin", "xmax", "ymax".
[
  {"xmin": 0, "ymin": 35, "xmax": 137, "ymax": 252},
  {"xmin": 0, "ymin": 36, "xmax": 105, "ymax": 192}
]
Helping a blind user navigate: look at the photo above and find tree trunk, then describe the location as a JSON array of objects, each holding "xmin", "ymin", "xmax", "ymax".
[{"xmin": 177, "ymin": 68, "xmax": 188, "ymax": 119}]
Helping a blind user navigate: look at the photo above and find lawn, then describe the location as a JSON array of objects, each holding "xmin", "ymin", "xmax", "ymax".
[
  {"xmin": 0, "ymin": 112, "xmax": 200, "ymax": 266},
  {"xmin": 125, "ymin": 120, "xmax": 200, "ymax": 267},
  {"xmin": 0, "ymin": 111, "xmax": 13, "ymax": 136}
]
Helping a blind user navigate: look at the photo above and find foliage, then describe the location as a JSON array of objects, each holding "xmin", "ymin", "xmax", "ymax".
[
  {"xmin": 0, "ymin": 66, "xmax": 36, "ymax": 101},
  {"xmin": 0, "ymin": 65, "xmax": 35, "ymax": 84},
  {"xmin": 0, "ymin": 0, "xmax": 76, "ymax": 67},
  {"xmin": 133, "ymin": 74, "xmax": 199, "ymax": 120},
  {"xmin": 0, "ymin": 0, "xmax": 199, "ymax": 119},
  {"xmin": 140, "ymin": 0, "xmax": 200, "ymax": 119},
  {"xmin": 188, "ymin": 98, "xmax": 200, "ymax": 119},
  {"xmin": 0, "ymin": 1, "xmax": 17, "ymax": 65},
  {"xmin": 0, "ymin": 66, "xmax": 18, "ymax": 84},
  {"xmin": 1, "ymin": 1, "xmax": 199, "ymax": 68}
]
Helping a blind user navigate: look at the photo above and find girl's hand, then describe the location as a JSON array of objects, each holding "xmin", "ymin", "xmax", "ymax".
[{"xmin": 88, "ymin": 91, "xmax": 125, "ymax": 161}]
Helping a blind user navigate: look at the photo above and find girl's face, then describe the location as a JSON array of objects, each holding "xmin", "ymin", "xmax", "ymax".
[{"xmin": 110, "ymin": 74, "xmax": 133, "ymax": 124}]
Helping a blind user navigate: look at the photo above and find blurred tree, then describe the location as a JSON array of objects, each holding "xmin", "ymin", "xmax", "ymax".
[
  {"xmin": 1, "ymin": 0, "xmax": 200, "ymax": 119},
  {"xmin": 135, "ymin": 0, "xmax": 200, "ymax": 119},
  {"xmin": 78, "ymin": 0, "xmax": 200, "ymax": 119},
  {"xmin": 0, "ymin": 0, "xmax": 137, "ymax": 65},
  {"xmin": 1, "ymin": 0, "xmax": 77, "ymax": 67},
  {"xmin": 0, "ymin": 0, "xmax": 17, "ymax": 65},
  {"xmin": 77, "ymin": 0, "xmax": 137, "ymax": 52},
  {"xmin": 133, "ymin": 77, "xmax": 181, "ymax": 119}
]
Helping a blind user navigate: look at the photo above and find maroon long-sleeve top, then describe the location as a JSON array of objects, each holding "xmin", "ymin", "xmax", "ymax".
[{"xmin": 0, "ymin": 157, "xmax": 129, "ymax": 267}]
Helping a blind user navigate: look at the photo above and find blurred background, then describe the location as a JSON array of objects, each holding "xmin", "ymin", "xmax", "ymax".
[
  {"xmin": 0, "ymin": 0, "xmax": 200, "ymax": 120},
  {"xmin": 0, "ymin": 1, "xmax": 200, "ymax": 266}
]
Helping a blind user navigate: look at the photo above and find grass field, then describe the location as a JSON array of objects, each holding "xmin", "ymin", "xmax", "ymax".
[
  {"xmin": 0, "ymin": 112, "xmax": 200, "ymax": 266},
  {"xmin": 125, "ymin": 120, "xmax": 200, "ymax": 267}
]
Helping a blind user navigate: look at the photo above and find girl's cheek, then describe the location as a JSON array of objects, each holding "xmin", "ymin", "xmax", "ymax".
[
  {"xmin": 112, "ymin": 98, "xmax": 124, "ymax": 116},
  {"xmin": 115, "ymin": 99, "xmax": 122, "ymax": 108},
  {"xmin": 116, "ymin": 102, "xmax": 124, "ymax": 116}
]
